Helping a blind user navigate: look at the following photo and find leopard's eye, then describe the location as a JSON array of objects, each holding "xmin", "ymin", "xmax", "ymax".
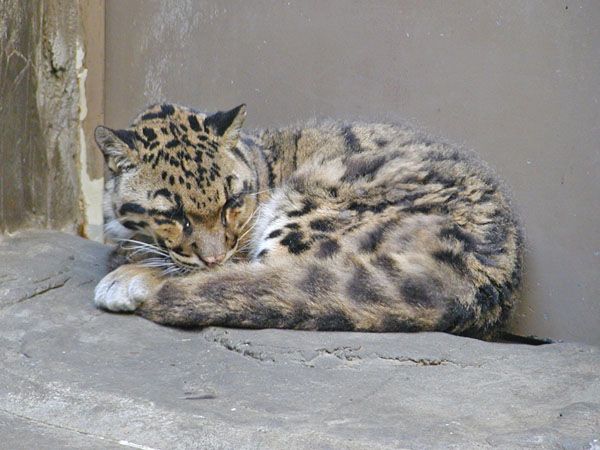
[{"xmin": 183, "ymin": 218, "xmax": 192, "ymax": 234}]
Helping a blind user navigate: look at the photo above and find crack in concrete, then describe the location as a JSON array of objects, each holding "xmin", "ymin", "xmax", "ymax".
[
  {"xmin": 205, "ymin": 330, "xmax": 479, "ymax": 369},
  {"xmin": 375, "ymin": 355, "xmax": 454, "ymax": 366},
  {"xmin": 15, "ymin": 276, "xmax": 71, "ymax": 303},
  {"xmin": 205, "ymin": 333, "xmax": 276, "ymax": 362}
]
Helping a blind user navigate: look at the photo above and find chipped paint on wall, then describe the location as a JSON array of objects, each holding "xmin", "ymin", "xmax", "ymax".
[{"xmin": 76, "ymin": 40, "xmax": 103, "ymax": 242}]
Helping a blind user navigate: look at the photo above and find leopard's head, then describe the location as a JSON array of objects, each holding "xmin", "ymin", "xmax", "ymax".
[{"xmin": 95, "ymin": 103, "xmax": 257, "ymax": 271}]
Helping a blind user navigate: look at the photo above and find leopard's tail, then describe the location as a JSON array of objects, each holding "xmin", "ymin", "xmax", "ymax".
[{"xmin": 138, "ymin": 248, "xmax": 521, "ymax": 338}]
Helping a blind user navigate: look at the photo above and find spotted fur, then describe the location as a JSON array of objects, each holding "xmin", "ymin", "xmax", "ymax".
[{"xmin": 94, "ymin": 103, "xmax": 523, "ymax": 338}]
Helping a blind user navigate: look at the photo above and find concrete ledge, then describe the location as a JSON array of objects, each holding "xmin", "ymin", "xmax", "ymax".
[{"xmin": 1, "ymin": 231, "xmax": 599, "ymax": 449}]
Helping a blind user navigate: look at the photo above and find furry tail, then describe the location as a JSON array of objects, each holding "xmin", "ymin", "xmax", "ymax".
[{"xmin": 137, "ymin": 254, "xmax": 514, "ymax": 337}]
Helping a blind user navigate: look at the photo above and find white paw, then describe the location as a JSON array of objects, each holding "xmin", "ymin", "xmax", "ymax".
[{"xmin": 94, "ymin": 267, "xmax": 153, "ymax": 312}]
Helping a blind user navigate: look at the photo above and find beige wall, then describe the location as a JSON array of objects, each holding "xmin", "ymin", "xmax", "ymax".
[{"xmin": 105, "ymin": 0, "xmax": 600, "ymax": 345}]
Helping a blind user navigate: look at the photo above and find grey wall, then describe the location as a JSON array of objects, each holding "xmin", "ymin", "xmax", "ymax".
[{"xmin": 105, "ymin": 0, "xmax": 600, "ymax": 345}]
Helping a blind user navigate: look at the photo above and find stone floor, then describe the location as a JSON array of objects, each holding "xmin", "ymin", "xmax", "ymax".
[{"xmin": 0, "ymin": 231, "xmax": 599, "ymax": 449}]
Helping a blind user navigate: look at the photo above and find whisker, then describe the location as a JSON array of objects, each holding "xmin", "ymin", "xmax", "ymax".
[
  {"xmin": 246, "ymin": 187, "xmax": 275, "ymax": 197},
  {"xmin": 117, "ymin": 238, "xmax": 170, "ymax": 257}
]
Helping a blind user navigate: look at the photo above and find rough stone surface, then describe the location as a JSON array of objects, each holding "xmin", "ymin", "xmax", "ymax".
[{"xmin": 1, "ymin": 231, "xmax": 599, "ymax": 449}]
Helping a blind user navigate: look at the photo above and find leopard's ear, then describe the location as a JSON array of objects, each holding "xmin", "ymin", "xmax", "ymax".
[
  {"xmin": 204, "ymin": 104, "xmax": 247, "ymax": 149},
  {"xmin": 94, "ymin": 126, "xmax": 139, "ymax": 173}
]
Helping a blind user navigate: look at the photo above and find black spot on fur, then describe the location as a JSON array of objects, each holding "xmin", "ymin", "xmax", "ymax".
[
  {"xmin": 438, "ymin": 301, "xmax": 475, "ymax": 333},
  {"xmin": 342, "ymin": 155, "xmax": 387, "ymax": 182},
  {"xmin": 401, "ymin": 278, "xmax": 439, "ymax": 307},
  {"xmin": 118, "ymin": 202, "xmax": 146, "ymax": 215},
  {"xmin": 433, "ymin": 249, "xmax": 470, "ymax": 275},
  {"xmin": 404, "ymin": 204, "xmax": 434, "ymax": 214},
  {"xmin": 155, "ymin": 282, "xmax": 184, "ymax": 309},
  {"xmin": 309, "ymin": 218, "xmax": 336, "ymax": 232},
  {"xmin": 285, "ymin": 223, "xmax": 300, "ymax": 230},
  {"xmin": 280, "ymin": 231, "xmax": 311, "ymax": 254},
  {"xmin": 267, "ymin": 229, "xmax": 283, "ymax": 239},
  {"xmin": 315, "ymin": 312, "xmax": 355, "ymax": 331},
  {"xmin": 440, "ymin": 225, "xmax": 478, "ymax": 252},
  {"xmin": 287, "ymin": 199, "xmax": 317, "ymax": 218},
  {"xmin": 380, "ymin": 315, "xmax": 420, "ymax": 332},
  {"xmin": 300, "ymin": 265, "xmax": 335, "ymax": 297},
  {"xmin": 342, "ymin": 126, "xmax": 362, "ymax": 153},
  {"xmin": 188, "ymin": 115, "xmax": 201, "ymax": 131},
  {"xmin": 161, "ymin": 104, "xmax": 175, "ymax": 116},
  {"xmin": 348, "ymin": 201, "xmax": 389, "ymax": 214},
  {"xmin": 142, "ymin": 127, "xmax": 157, "ymax": 141},
  {"xmin": 375, "ymin": 138, "xmax": 389, "ymax": 148},
  {"xmin": 154, "ymin": 218, "xmax": 173, "ymax": 225},
  {"xmin": 257, "ymin": 249, "xmax": 268, "ymax": 259},
  {"xmin": 315, "ymin": 238, "xmax": 340, "ymax": 259},
  {"xmin": 169, "ymin": 175, "xmax": 175, "ymax": 185},
  {"xmin": 347, "ymin": 264, "xmax": 387, "ymax": 303},
  {"xmin": 165, "ymin": 140, "xmax": 179, "ymax": 149},
  {"xmin": 359, "ymin": 223, "xmax": 389, "ymax": 253},
  {"xmin": 140, "ymin": 104, "xmax": 174, "ymax": 121},
  {"xmin": 475, "ymin": 283, "xmax": 501, "ymax": 314}
]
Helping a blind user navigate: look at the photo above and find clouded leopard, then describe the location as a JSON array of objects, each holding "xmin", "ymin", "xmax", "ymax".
[{"xmin": 93, "ymin": 103, "xmax": 523, "ymax": 338}]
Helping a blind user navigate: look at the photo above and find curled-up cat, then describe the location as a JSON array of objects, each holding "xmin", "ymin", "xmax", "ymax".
[{"xmin": 94, "ymin": 103, "xmax": 523, "ymax": 339}]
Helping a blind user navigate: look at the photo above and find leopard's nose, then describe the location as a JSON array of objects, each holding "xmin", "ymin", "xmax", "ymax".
[{"xmin": 202, "ymin": 254, "xmax": 225, "ymax": 267}]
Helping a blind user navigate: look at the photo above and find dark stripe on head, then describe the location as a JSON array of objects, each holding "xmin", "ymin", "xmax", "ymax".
[
  {"xmin": 154, "ymin": 218, "xmax": 174, "ymax": 225},
  {"xmin": 232, "ymin": 147, "xmax": 252, "ymax": 169},
  {"xmin": 122, "ymin": 220, "xmax": 148, "ymax": 230},
  {"xmin": 153, "ymin": 188, "xmax": 172, "ymax": 199},
  {"xmin": 119, "ymin": 202, "xmax": 146, "ymax": 215}
]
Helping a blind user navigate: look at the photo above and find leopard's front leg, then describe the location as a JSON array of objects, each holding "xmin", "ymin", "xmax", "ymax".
[{"xmin": 94, "ymin": 264, "xmax": 165, "ymax": 312}]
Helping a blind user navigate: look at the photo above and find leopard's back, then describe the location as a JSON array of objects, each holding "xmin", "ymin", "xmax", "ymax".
[{"xmin": 247, "ymin": 121, "xmax": 523, "ymax": 336}]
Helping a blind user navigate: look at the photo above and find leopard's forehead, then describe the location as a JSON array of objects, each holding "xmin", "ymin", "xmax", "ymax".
[{"xmin": 128, "ymin": 104, "xmax": 237, "ymax": 214}]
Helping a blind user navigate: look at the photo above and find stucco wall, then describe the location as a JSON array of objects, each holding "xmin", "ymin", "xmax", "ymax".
[{"xmin": 104, "ymin": 1, "xmax": 600, "ymax": 344}]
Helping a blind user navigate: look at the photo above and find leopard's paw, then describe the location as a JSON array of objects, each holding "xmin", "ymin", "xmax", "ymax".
[{"xmin": 94, "ymin": 265, "xmax": 161, "ymax": 312}]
